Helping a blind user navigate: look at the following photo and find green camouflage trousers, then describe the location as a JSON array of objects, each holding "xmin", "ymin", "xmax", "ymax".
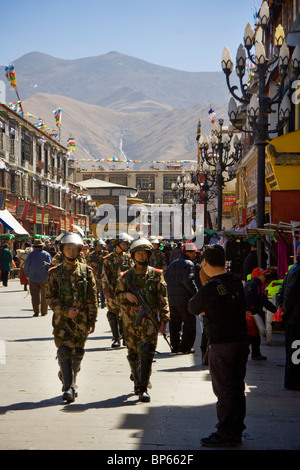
[{"xmin": 121, "ymin": 307, "xmax": 158, "ymax": 355}]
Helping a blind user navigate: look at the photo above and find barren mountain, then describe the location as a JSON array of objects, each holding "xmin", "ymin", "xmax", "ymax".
[
  {"xmin": 2, "ymin": 51, "xmax": 234, "ymax": 109},
  {"xmin": 23, "ymin": 92, "xmax": 227, "ymax": 170},
  {"xmin": 2, "ymin": 52, "xmax": 233, "ymax": 168}
]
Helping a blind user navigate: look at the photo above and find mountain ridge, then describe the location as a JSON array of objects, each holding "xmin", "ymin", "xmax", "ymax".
[
  {"xmin": 1, "ymin": 51, "xmax": 232, "ymax": 168},
  {"xmin": 2, "ymin": 51, "xmax": 233, "ymax": 109}
]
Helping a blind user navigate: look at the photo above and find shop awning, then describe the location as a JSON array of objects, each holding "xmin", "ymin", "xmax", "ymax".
[{"xmin": 0, "ymin": 209, "xmax": 29, "ymax": 235}]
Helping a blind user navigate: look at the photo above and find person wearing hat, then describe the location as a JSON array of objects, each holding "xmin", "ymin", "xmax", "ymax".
[
  {"xmin": 244, "ymin": 266, "xmax": 277, "ymax": 360},
  {"xmin": 114, "ymin": 238, "xmax": 169, "ymax": 402},
  {"xmin": 24, "ymin": 239, "xmax": 52, "ymax": 317},
  {"xmin": 101, "ymin": 233, "xmax": 134, "ymax": 347},
  {"xmin": 148, "ymin": 238, "xmax": 167, "ymax": 272},
  {"xmin": 164, "ymin": 240, "xmax": 198, "ymax": 353},
  {"xmin": 87, "ymin": 239, "xmax": 106, "ymax": 307},
  {"xmin": 45, "ymin": 232, "xmax": 98, "ymax": 403}
]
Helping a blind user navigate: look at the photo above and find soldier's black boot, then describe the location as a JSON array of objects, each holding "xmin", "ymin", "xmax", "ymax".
[
  {"xmin": 107, "ymin": 312, "xmax": 121, "ymax": 347},
  {"xmin": 139, "ymin": 343, "xmax": 155, "ymax": 403},
  {"xmin": 57, "ymin": 346, "xmax": 76, "ymax": 404},
  {"xmin": 72, "ymin": 348, "xmax": 85, "ymax": 395},
  {"xmin": 127, "ymin": 354, "xmax": 141, "ymax": 394}
]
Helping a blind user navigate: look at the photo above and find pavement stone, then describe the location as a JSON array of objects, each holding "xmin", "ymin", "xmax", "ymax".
[{"xmin": 0, "ymin": 278, "xmax": 300, "ymax": 453}]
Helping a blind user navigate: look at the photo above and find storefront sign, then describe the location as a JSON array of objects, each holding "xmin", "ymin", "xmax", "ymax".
[
  {"xmin": 27, "ymin": 204, "xmax": 36, "ymax": 223},
  {"xmin": 0, "ymin": 190, "xmax": 7, "ymax": 210},
  {"xmin": 7, "ymin": 196, "xmax": 18, "ymax": 214},
  {"xmin": 36, "ymin": 207, "xmax": 43, "ymax": 223},
  {"xmin": 247, "ymin": 165, "xmax": 257, "ymax": 199},
  {"xmin": 223, "ymin": 192, "xmax": 236, "ymax": 215}
]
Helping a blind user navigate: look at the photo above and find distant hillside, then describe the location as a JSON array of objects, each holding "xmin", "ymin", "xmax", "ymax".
[
  {"xmin": 2, "ymin": 51, "xmax": 233, "ymax": 168},
  {"xmin": 23, "ymin": 93, "xmax": 228, "ymax": 169},
  {"xmin": 2, "ymin": 51, "xmax": 234, "ymax": 109}
]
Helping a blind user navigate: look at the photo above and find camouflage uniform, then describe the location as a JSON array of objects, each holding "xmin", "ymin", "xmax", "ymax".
[
  {"xmin": 45, "ymin": 258, "xmax": 98, "ymax": 402},
  {"xmin": 115, "ymin": 264, "xmax": 169, "ymax": 399},
  {"xmin": 148, "ymin": 249, "xmax": 168, "ymax": 272},
  {"xmin": 87, "ymin": 247, "xmax": 106, "ymax": 306},
  {"xmin": 102, "ymin": 250, "xmax": 134, "ymax": 345}
]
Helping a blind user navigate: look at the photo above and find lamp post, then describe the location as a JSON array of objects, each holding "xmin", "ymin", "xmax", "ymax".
[
  {"xmin": 198, "ymin": 165, "xmax": 218, "ymax": 232},
  {"xmin": 171, "ymin": 172, "xmax": 198, "ymax": 238},
  {"xmin": 197, "ymin": 118, "xmax": 243, "ymax": 231},
  {"xmin": 221, "ymin": 0, "xmax": 300, "ymax": 263}
]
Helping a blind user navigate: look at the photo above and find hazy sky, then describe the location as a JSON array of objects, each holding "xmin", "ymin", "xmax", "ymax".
[{"xmin": 2, "ymin": 0, "xmax": 259, "ymax": 72}]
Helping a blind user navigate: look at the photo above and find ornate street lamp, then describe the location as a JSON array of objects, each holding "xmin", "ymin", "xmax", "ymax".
[
  {"xmin": 197, "ymin": 118, "xmax": 243, "ymax": 231},
  {"xmin": 193, "ymin": 163, "xmax": 217, "ymax": 235},
  {"xmin": 221, "ymin": 0, "xmax": 300, "ymax": 263},
  {"xmin": 171, "ymin": 172, "xmax": 198, "ymax": 238}
]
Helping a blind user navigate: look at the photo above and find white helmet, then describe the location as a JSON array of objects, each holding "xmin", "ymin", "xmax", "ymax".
[
  {"xmin": 112, "ymin": 232, "xmax": 134, "ymax": 246},
  {"xmin": 130, "ymin": 238, "xmax": 153, "ymax": 255},
  {"xmin": 60, "ymin": 232, "xmax": 84, "ymax": 249}
]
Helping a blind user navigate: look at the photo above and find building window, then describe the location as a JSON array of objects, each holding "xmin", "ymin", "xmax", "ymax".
[
  {"xmin": 163, "ymin": 193, "xmax": 174, "ymax": 204},
  {"xmin": 37, "ymin": 144, "xmax": 42, "ymax": 161},
  {"xmin": 163, "ymin": 175, "xmax": 178, "ymax": 190},
  {"xmin": 44, "ymin": 148, "xmax": 49, "ymax": 172},
  {"xmin": 139, "ymin": 192, "xmax": 155, "ymax": 203},
  {"xmin": 109, "ymin": 174, "xmax": 127, "ymax": 186},
  {"xmin": 136, "ymin": 175, "xmax": 155, "ymax": 190},
  {"xmin": 10, "ymin": 174, "xmax": 16, "ymax": 193},
  {"xmin": 21, "ymin": 133, "xmax": 33, "ymax": 164}
]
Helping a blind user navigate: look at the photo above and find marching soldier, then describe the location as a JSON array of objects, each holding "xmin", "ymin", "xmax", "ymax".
[
  {"xmin": 148, "ymin": 238, "xmax": 168, "ymax": 272},
  {"xmin": 45, "ymin": 232, "xmax": 98, "ymax": 404},
  {"xmin": 114, "ymin": 238, "xmax": 170, "ymax": 402},
  {"xmin": 51, "ymin": 233, "xmax": 86, "ymax": 266},
  {"xmin": 87, "ymin": 238, "xmax": 106, "ymax": 307},
  {"xmin": 101, "ymin": 233, "xmax": 134, "ymax": 347}
]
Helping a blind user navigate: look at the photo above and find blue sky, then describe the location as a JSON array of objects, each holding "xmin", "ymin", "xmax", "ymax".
[{"xmin": 2, "ymin": 0, "xmax": 259, "ymax": 72}]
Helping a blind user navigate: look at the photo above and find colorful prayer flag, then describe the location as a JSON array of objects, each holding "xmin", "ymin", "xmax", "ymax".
[{"xmin": 53, "ymin": 108, "xmax": 62, "ymax": 128}]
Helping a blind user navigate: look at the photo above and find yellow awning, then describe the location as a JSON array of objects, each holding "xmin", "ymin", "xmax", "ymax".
[
  {"xmin": 267, "ymin": 129, "xmax": 300, "ymax": 153},
  {"xmin": 265, "ymin": 130, "xmax": 300, "ymax": 191}
]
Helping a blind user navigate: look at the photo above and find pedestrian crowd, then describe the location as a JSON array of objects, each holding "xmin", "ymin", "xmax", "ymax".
[{"xmin": 1, "ymin": 232, "xmax": 299, "ymax": 448}]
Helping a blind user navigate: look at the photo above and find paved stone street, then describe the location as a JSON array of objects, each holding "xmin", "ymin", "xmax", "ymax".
[{"xmin": 0, "ymin": 279, "xmax": 300, "ymax": 452}]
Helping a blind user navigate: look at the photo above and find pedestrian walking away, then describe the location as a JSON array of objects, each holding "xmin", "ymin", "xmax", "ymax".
[
  {"xmin": 164, "ymin": 240, "xmax": 198, "ymax": 354},
  {"xmin": 45, "ymin": 232, "xmax": 98, "ymax": 404},
  {"xmin": 24, "ymin": 239, "xmax": 52, "ymax": 316},
  {"xmin": 188, "ymin": 244, "xmax": 249, "ymax": 448},
  {"xmin": 17, "ymin": 242, "xmax": 32, "ymax": 290},
  {"xmin": 115, "ymin": 238, "xmax": 170, "ymax": 402},
  {"xmin": 101, "ymin": 233, "xmax": 134, "ymax": 348},
  {"xmin": 0, "ymin": 243, "xmax": 13, "ymax": 287}
]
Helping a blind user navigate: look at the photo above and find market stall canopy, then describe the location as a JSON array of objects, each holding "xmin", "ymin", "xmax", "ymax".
[{"xmin": 0, "ymin": 209, "xmax": 29, "ymax": 235}]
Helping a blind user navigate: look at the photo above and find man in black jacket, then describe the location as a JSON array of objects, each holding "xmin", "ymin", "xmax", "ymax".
[
  {"xmin": 188, "ymin": 245, "xmax": 248, "ymax": 447},
  {"xmin": 164, "ymin": 241, "xmax": 198, "ymax": 353}
]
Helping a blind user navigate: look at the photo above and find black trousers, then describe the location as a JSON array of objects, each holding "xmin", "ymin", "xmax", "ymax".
[
  {"xmin": 1, "ymin": 271, "xmax": 9, "ymax": 286},
  {"xmin": 169, "ymin": 304, "xmax": 196, "ymax": 352},
  {"xmin": 247, "ymin": 334, "xmax": 262, "ymax": 358},
  {"xmin": 209, "ymin": 341, "xmax": 249, "ymax": 439}
]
